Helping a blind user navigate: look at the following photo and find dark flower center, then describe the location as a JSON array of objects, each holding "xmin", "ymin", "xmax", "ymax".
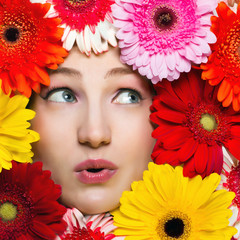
[
  {"xmin": 164, "ymin": 218, "xmax": 184, "ymax": 238},
  {"xmin": 4, "ymin": 27, "xmax": 20, "ymax": 43},
  {"xmin": 156, "ymin": 211, "xmax": 191, "ymax": 239},
  {"xmin": 153, "ymin": 7, "xmax": 177, "ymax": 31}
]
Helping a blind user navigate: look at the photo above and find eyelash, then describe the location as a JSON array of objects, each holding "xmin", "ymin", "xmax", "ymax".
[
  {"xmin": 41, "ymin": 86, "xmax": 75, "ymax": 100},
  {"xmin": 41, "ymin": 87, "xmax": 144, "ymax": 102},
  {"xmin": 115, "ymin": 88, "xmax": 143, "ymax": 101}
]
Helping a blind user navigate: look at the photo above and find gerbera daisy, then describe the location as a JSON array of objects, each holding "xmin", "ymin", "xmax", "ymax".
[
  {"xmin": 150, "ymin": 69, "xmax": 240, "ymax": 178},
  {"xmin": 112, "ymin": 0, "xmax": 217, "ymax": 83},
  {"xmin": 31, "ymin": 0, "xmax": 117, "ymax": 56},
  {"xmin": 201, "ymin": 2, "xmax": 240, "ymax": 111},
  {"xmin": 0, "ymin": 0, "xmax": 68, "ymax": 97},
  {"xmin": 0, "ymin": 86, "xmax": 39, "ymax": 172},
  {"xmin": 112, "ymin": 162, "xmax": 237, "ymax": 239},
  {"xmin": 217, "ymin": 148, "xmax": 240, "ymax": 217},
  {"xmin": 57, "ymin": 208, "xmax": 116, "ymax": 239},
  {"xmin": 0, "ymin": 161, "xmax": 67, "ymax": 239}
]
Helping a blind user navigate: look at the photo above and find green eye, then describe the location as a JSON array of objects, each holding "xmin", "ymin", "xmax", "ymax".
[
  {"xmin": 114, "ymin": 90, "xmax": 141, "ymax": 104},
  {"xmin": 47, "ymin": 89, "xmax": 77, "ymax": 103}
]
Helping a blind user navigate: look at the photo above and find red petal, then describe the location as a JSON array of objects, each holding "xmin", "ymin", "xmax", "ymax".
[
  {"xmin": 152, "ymin": 107, "xmax": 186, "ymax": 123},
  {"xmin": 30, "ymin": 220, "xmax": 56, "ymax": 239},
  {"xmin": 227, "ymin": 138, "xmax": 240, "ymax": 160},
  {"xmin": 178, "ymin": 138, "xmax": 198, "ymax": 163},
  {"xmin": 193, "ymin": 143, "xmax": 209, "ymax": 175},
  {"xmin": 163, "ymin": 126, "xmax": 191, "ymax": 150}
]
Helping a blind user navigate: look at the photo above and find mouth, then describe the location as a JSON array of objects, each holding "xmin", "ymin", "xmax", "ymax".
[{"xmin": 74, "ymin": 159, "xmax": 117, "ymax": 184}]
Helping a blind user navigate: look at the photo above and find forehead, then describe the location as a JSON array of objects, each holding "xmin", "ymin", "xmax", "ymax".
[
  {"xmin": 61, "ymin": 46, "xmax": 127, "ymax": 75},
  {"xmin": 47, "ymin": 46, "xmax": 154, "ymax": 94}
]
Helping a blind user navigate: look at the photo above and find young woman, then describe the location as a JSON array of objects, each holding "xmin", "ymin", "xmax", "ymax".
[{"xmin": 30, "ymin": 45, "xmax": 156, "ymax": 214}]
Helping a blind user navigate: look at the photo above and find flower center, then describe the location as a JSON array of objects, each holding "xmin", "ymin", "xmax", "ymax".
[
  {"xmin": 0, "ymin": 202, "xmax": 17, "ymax": 221},
  {"xmin": 217, "ymin": 19, "xmax": 240, "ymax": 79},
  {"xmin": 225, "ymin": 165, "xmax": 240, "ymax": 208},
  {"xmin": 153, "ymin": 7, "xmax": 178, "ymax": 31},
  {"xmin": 185, "ymin": 103, "xmax": 230, "ymax": 144},
  {"xmin": 200, "ymin": 113, "xmax": 217, "ymax": 132},
  {"xmin": 67, "ymin": 0, "xmax": 89, "ymax": 7},
  {"xmin": 156, "ymin": 211, "xmax": 191, "ymax": 239},
  {"xmin": 3, "ymin": 27, "xmax": 20, "ymax": 43},
  {"xmin": 0, "ymin": 183, "xmax": 34, "ymax": 238},
  {"xmin": 164, "ymin": 218, "xmax": 184, "ymax": 238},
  {"xmin": 62, "ymin": 225, "xmax": 106, "ymax": 240}
]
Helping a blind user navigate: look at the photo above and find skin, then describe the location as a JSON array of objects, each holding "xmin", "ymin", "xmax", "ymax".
[
  {"xmin": 30, "ymin": 46, "xmax": 155, "ymax": 214},
  {"xmin": 227, "ymin": 0, "xmax": 239, "ymax": 7}
]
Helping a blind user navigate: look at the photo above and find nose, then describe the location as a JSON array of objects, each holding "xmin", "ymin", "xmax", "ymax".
[{"xmin": 77, "ymin": 103, "xmax": 111, "ymax": 148}]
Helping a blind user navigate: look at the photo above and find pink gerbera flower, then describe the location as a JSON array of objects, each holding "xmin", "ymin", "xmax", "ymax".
[
  {"xmin": 112, "ymin": 0, "xmax": 217, "ymax": 82},
  {"xmin": 57, "ymin": 208, "xmax": 116, "ymax": 239},
  {"xmin": 31, "ymin": 0, "xmax": 117, "ymax": 55}
]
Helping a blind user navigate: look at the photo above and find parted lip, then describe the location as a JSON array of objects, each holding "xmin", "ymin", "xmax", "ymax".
[
  {"xmin": 74, "ymin": 159, "xmax": 118, "ymax": 172},
  {"xmin": 74, "ymin": 159, "xmax": 118, "ymax": 184}
]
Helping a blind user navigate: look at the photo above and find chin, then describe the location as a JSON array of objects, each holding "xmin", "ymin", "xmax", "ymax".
[
  {"xmin": 77, "ymin": 200, "xmax": 120, "ymax": 215},
  {"xmin": 60, "ymin": 189, "xmax": 121, "ymax": 215}
]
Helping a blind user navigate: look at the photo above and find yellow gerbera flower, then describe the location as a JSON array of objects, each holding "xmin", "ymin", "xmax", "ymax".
[
  {"xmin": 111, "ymin": 163, "xmax": 237, "ymax": 240},
  {"xmin": 0, "ymin": 88, "xmax": 39, "ymax": 172}
]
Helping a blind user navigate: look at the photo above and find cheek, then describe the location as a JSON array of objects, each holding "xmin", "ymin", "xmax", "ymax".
[
  {"xmin": 113, "ymin": 107, "xmax": 155, "ymax": 174},
  {"xmin": 31, "ymin": 110, "xmax": 73, "ymax": 164}
]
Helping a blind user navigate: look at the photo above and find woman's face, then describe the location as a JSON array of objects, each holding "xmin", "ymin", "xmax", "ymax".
[{"xmin": 31, "ymin": 46, "xmax": 155, "ymax": 214}]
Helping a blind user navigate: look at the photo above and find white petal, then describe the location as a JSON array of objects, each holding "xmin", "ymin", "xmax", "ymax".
[
  {"xmin": 63, "ymin": 29, "xmax": 77, "ymax": 51},
  {"xmin": 62, "ymin": 25, "xmax": 71, "ymax": 42},
  {"xmin": 76, "ymin": 32, "xmax": 87, "ymax": 54},
  {"xmin": 83, "ymin": 26, "xmax": 92, "ymax": 55},
  {"xmin": 90, "ymin": 27, "xmax": 103, "ymax": 54}
]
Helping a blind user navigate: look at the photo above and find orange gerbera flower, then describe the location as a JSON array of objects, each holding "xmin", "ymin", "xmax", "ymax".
[
  {"xmin": 201, "ymin": 2, "xmax": 240, "ymax": 111},
  {"xmin": 0, "ymin": 0, "xmax": 68, "ymax": 97}
]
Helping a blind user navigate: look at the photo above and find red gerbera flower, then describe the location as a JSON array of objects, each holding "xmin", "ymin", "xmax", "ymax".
[
  {"xmin": 201, "ymin": 2, "xmax": 240, "ymax": 111},
  {"xmin": 0, "ymin": 161, "xmax": 67, "ymax": 239},
  {"xmin": 58, "ymin": 208, "xmax": 116, "ymax": 240},
  {"xmin": 50, "ymin": 0, "xmax": 114, "ymax": 33},
  {"xmin": 0, "ymin": 0, "xmax": 68, "ymax": 97},
  {"xmin": 150, "ymin": 69, "xmax": 240, "ymax": 178},
  {"xmin": 62, "ymin": 224, "xmax": 106, "ymax": 240}
]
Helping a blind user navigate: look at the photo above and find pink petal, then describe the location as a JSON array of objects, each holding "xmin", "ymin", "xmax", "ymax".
[{"xmin": 165, "ymin": 53, "xmax": 176, "ymax": 71}]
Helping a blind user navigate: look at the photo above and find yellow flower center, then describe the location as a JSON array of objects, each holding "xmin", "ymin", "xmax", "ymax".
[
  {"xmin": 0, "ymin": 202, "xmax": 18, "ymax": 221},
  {"xmin": 67, "ymin": 0, "xmax": 88, "ymax": 6},
  {"xmin": 200, "ymin": 113, "xmax": 217, "ymax": 132},
  {"xmin": 156, "ymin": 211, "xmax": 191, "ymax": 239}
]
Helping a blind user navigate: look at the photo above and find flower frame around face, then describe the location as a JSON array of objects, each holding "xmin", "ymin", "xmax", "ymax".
[
  {"xmin": 58, "ymin": 208, "xmax": 116, "ymax": 239},
  {"xmin": 201, "ymin": 2, "xmax": 240, "ymax": 111},
  {"xmin": 111, "ymin": 162, "xmax": 237, "ymax": 239},
  {"xmin": 150, "ymin": 69, "xmax": 240, "ymax": 178},
  {"xmin": 0, "ymin": 0, "xmax": 68, "ymax": 97},
  {"xmin": 0, "ymin": 83, "xmax": 39, "ymax": 172},
  {"xmin": 0, "ymin": 161, "xmax": 67, "ymax": 239},
  {"xmin": 31, "ymin": 0, "xmax": 117, "ymax": 55},
  {"xmin": 112, "ymin": 0, "xmax": 217, "ymax": 83}
]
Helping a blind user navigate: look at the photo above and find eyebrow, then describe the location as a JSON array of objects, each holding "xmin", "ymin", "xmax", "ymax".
[
  {"xmin": 48, "ymin": 67, "xmax": 82, "ymax": 78},
  {"xmin": 49, "ymin": 66, "xmax": 133, "ymax": 79},
  {"xmin": 104, "ymin": 67, "xmax": 134, "ymax": 79}
]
